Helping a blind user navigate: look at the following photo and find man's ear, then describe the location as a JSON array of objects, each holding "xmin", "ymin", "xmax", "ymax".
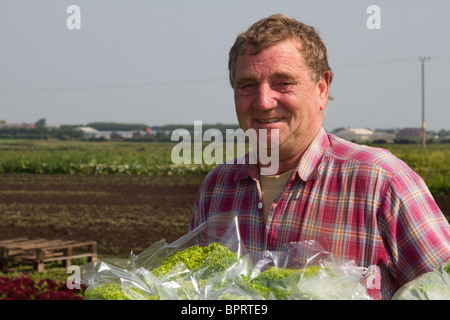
[{"xmin": 318, "ymin": 71, "xmax": 331, "ymax": 110}]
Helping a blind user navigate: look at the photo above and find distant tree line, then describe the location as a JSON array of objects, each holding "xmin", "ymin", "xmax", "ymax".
[
  {"xmin": 1, "ymin": 119, "xmax": 449, "ymax": 143},
  {"xmin": 0, "ymin": 120, "xmax": 243, "ymax": 142},
  {"xmin": 159, "ymin": 123, "xmax": 241, "ymax": 137},
  {"xmin": 159, "ymin": 123, "xmax": 241, "ymax": 131},
  {"xmin": 86, "ymin": 122, "xmax": 152, "ymax": 131},
  {"xmin": 0, "ymin": 124, "xmax": 84, "ymax": 140}
]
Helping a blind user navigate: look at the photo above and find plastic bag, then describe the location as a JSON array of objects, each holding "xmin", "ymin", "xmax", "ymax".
[
  {"xmin": 82, "ymin": 212, "xmax": 248, "ymax": 300},
  {"xmin": 392, "ymin": 261, "xmax": 450, "ymax": 300},
  {"xmin": 241, "ymin": 241, "xmax": 374, "ymax": 300},
  {"xmin": 81, "ymin": 212, "xmax": 376, "ymax": 300}
]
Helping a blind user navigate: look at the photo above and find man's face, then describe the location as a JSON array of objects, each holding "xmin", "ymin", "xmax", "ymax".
[{"xmin": 233, "ymin": 38, "xmax": 330, "ymax": 159}]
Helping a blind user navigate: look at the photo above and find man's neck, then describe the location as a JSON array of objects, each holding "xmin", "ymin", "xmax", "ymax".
[{"xmin": 259, "ymin": 127, "xmax": 323, "ymax": 175}]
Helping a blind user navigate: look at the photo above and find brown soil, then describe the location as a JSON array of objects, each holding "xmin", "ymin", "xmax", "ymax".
[
  {"xmin": 435, "ymin": 194, "xmax": 450, "ymax": 219},
  {"xmin": 0, "ymin": 173, "xmax": 449, "ymax": 257},
  {"xmin": 0, "ymin": 173, "xmax": 206, "ymax": 256}
]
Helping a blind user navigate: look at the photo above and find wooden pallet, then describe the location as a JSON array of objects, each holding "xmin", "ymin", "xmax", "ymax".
[{"xmin": 0, "ymin": 238, "xmax": 97, "ymax": 272}]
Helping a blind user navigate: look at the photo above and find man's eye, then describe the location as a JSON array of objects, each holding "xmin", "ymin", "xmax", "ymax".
[
  {"xmin": 237, "ymin": 83, "xmax": 257, "ymax": 93},
  {"xmin": 272, "ymin": 81, "xmax": 294, "ymax": 91}
]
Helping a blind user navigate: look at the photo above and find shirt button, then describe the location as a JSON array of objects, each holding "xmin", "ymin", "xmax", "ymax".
[{"xmin": 258, "ymin": 202, "xmax": 263, "ymax": 209}]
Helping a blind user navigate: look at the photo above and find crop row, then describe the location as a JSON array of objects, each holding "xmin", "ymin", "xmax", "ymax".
[
  {"xmin": 0, "ymin": 140, "xmax": 217, "ymax": 175},
  {"xmin": 0, "ymin": 139, "xmax": 448, "ymax": 195},
  {"xmin": 0, "ymin": 274, "xmax": 84, "ymax": 300},
  {"xmin": 0, "ymin": 160, "xmax": 215, "ymax": 175}
]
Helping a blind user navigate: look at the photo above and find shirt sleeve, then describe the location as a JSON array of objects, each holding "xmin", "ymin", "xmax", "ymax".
[{"xmin": 378, "ymin": 168, "xmax": 450, "ymax": 288}]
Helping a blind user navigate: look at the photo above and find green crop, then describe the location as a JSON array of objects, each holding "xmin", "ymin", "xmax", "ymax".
[
  {"xmin": 243, "ymin": 266, "xmax": 321, "ymax": 299},
  {"xmin": 444, "ymin": 261, "xmax": 450, "ymax": 274},
  {"xmin": 84, "ymin": 243, "xmax": 329, "ymax": 300},
  {"xmin": 151, "ymin": 242, "xmax": 239, "ymax": 278},
  {"xmin": 85, "ymin": 243, "xmax": 240, "ymax": 300},
  {"xmin": 84, "ymin": 283, "xmax": 158, "ymax": 300},
  {"xmin": 0, "ymin": 140, "xmax": 448, "ymax": 196},
  {"xmin": 392, "ymin": 261, "xmax": 450, "ymax": 300}
]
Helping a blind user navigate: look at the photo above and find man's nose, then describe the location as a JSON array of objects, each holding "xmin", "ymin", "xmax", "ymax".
[{"xmin": 253, "ymin": 83, "xmax": 277, "ymax": 111}]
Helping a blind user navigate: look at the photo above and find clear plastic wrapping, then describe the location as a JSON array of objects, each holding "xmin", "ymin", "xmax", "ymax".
[
  {"xmin": 81, "ymin": 212, "xmax": 376, "ymax": 300},
  {"xmin": 392, "ymin": 261, "xmax": 450, "ymax": 300}
]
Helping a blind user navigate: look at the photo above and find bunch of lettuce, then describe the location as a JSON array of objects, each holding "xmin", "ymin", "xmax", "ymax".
[
  {"xmin": 83, "ymin": 242, "xmax": 371, "ymax": 300},
  {"xmin": 392, "ymin": 261, "xmax": 450, "ymax": 300},
  {"xmin": 151, "ymin": 242, "xmax": 238, "ymax": 278},
  {"xmin": 84, "ymin": 242, "xmax": 240, "ymax": 300},
  {"xmin": 81, "ymin": 212, "xmax": 373, "ymax": 300}
]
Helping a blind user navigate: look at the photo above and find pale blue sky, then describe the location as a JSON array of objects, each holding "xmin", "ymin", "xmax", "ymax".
[{"xmin": 1, "ymin": 0, "xmax": 449, "ymax": 131}]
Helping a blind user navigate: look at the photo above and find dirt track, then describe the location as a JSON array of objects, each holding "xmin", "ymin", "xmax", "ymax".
[{"xmin": 0, "ymin": 173, "xmax": 449, "ymax": 257}]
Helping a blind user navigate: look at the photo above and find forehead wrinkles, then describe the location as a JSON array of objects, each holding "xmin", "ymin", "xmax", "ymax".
[
  {"xmin": 235, "ymin": 46, "xmax": 307, "ymax": 83},
  {"xmin": 234, "ymin": 61, "xmax": 305, "ymax": 88}
]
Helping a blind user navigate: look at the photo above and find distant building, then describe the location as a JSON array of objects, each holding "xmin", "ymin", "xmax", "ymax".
[
  {"xmin": 333, "ymin": 127, "xmax": 396, "ymax": 144},
  {"xmin": 333, "ymin": 128, "xmax": 374, "ymax": 142},
  {"xmin": 74, "ymin": 127, "xmax": 150, "ymax": 139},
  {"xmin": 372, "ymin": 131, "xmax": 396, "ymax": 143},
  {"xmin": 75, "ymin": 127, "xmax": 103, "ymax": 138},
  {"xmin": 395, "ymin": 128, "xmax": 422, "ymax": 141},
  {"xmin": 0, "ymin": 123, "xmax": 35, "ymax": 129}
]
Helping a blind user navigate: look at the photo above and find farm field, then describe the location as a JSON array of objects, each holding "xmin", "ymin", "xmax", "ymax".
[
  {"xmin": 0, "ymin": 173, "xmax": 205, "ymax": 257},
  {"xmin": 0, "ymin": 139, "xmax": 449, "ymax": 258},
  {"xmin": 1, "ymin": 172, "xmax": 448, "ymax": 258},
  {"xmin": 0, "ymin": 139, "xmax": 448, "ymax": 193}
]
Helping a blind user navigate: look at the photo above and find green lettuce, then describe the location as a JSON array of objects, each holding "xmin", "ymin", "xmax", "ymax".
[{"xmin": 392, "ymin": 261, "xmax": 450, "ymax": 300}]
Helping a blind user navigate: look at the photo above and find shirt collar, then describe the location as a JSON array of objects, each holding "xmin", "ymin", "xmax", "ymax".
[
  {"xmin": 233, "ymin": 153, "xmax": 258, "ymax": 183},
  {"xmin": 234, "ymin": 127, "xmax": 330, "ymax": 183},
  {"xmin": 294, "ymin": 127, "xmax": 330, "ymax": 182}
]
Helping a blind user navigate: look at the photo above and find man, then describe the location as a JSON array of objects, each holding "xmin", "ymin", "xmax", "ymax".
[{"xmin": 189, "ymin": 14, "xmax": 450, "ymax": 299}]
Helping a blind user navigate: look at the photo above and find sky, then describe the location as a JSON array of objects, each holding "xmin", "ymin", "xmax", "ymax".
[{"xmin": 1, "ymin": 0, "xmax": 449, "ymax": 132}]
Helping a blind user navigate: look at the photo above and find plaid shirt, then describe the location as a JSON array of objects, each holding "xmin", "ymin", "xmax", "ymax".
[{"xmin": 190, "ymin": 128, "xmax": 450, "ymax": 299}]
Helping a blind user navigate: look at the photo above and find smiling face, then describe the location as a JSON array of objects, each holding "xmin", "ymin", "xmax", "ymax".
[{"xmin": 233, "ymin": 38, "xmax": 330, "ymax": 172}]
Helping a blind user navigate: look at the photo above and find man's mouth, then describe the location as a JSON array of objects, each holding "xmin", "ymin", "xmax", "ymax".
[{"xmin": 257, "ymin": 118, "xmax": 283, "ymax": 123}]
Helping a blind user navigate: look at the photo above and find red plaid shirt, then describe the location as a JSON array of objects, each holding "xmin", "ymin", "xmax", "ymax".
[{"xmin": 190, "ymin": 128, "xmax": 450, "ymax": 299}]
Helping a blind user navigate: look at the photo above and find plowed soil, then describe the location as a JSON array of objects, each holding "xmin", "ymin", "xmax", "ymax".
[
  {"xmin": 0, "ymin": 174, "xmax": 206, "ymax": 256},
  {"xmin": 0, "ymin": 173, "xmax": 449, "ymax": 257}
]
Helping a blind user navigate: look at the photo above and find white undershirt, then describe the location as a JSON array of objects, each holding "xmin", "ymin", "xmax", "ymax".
[{"xmin": 259, "ymin": 169, "xmax": 295, "ymax": 222}]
